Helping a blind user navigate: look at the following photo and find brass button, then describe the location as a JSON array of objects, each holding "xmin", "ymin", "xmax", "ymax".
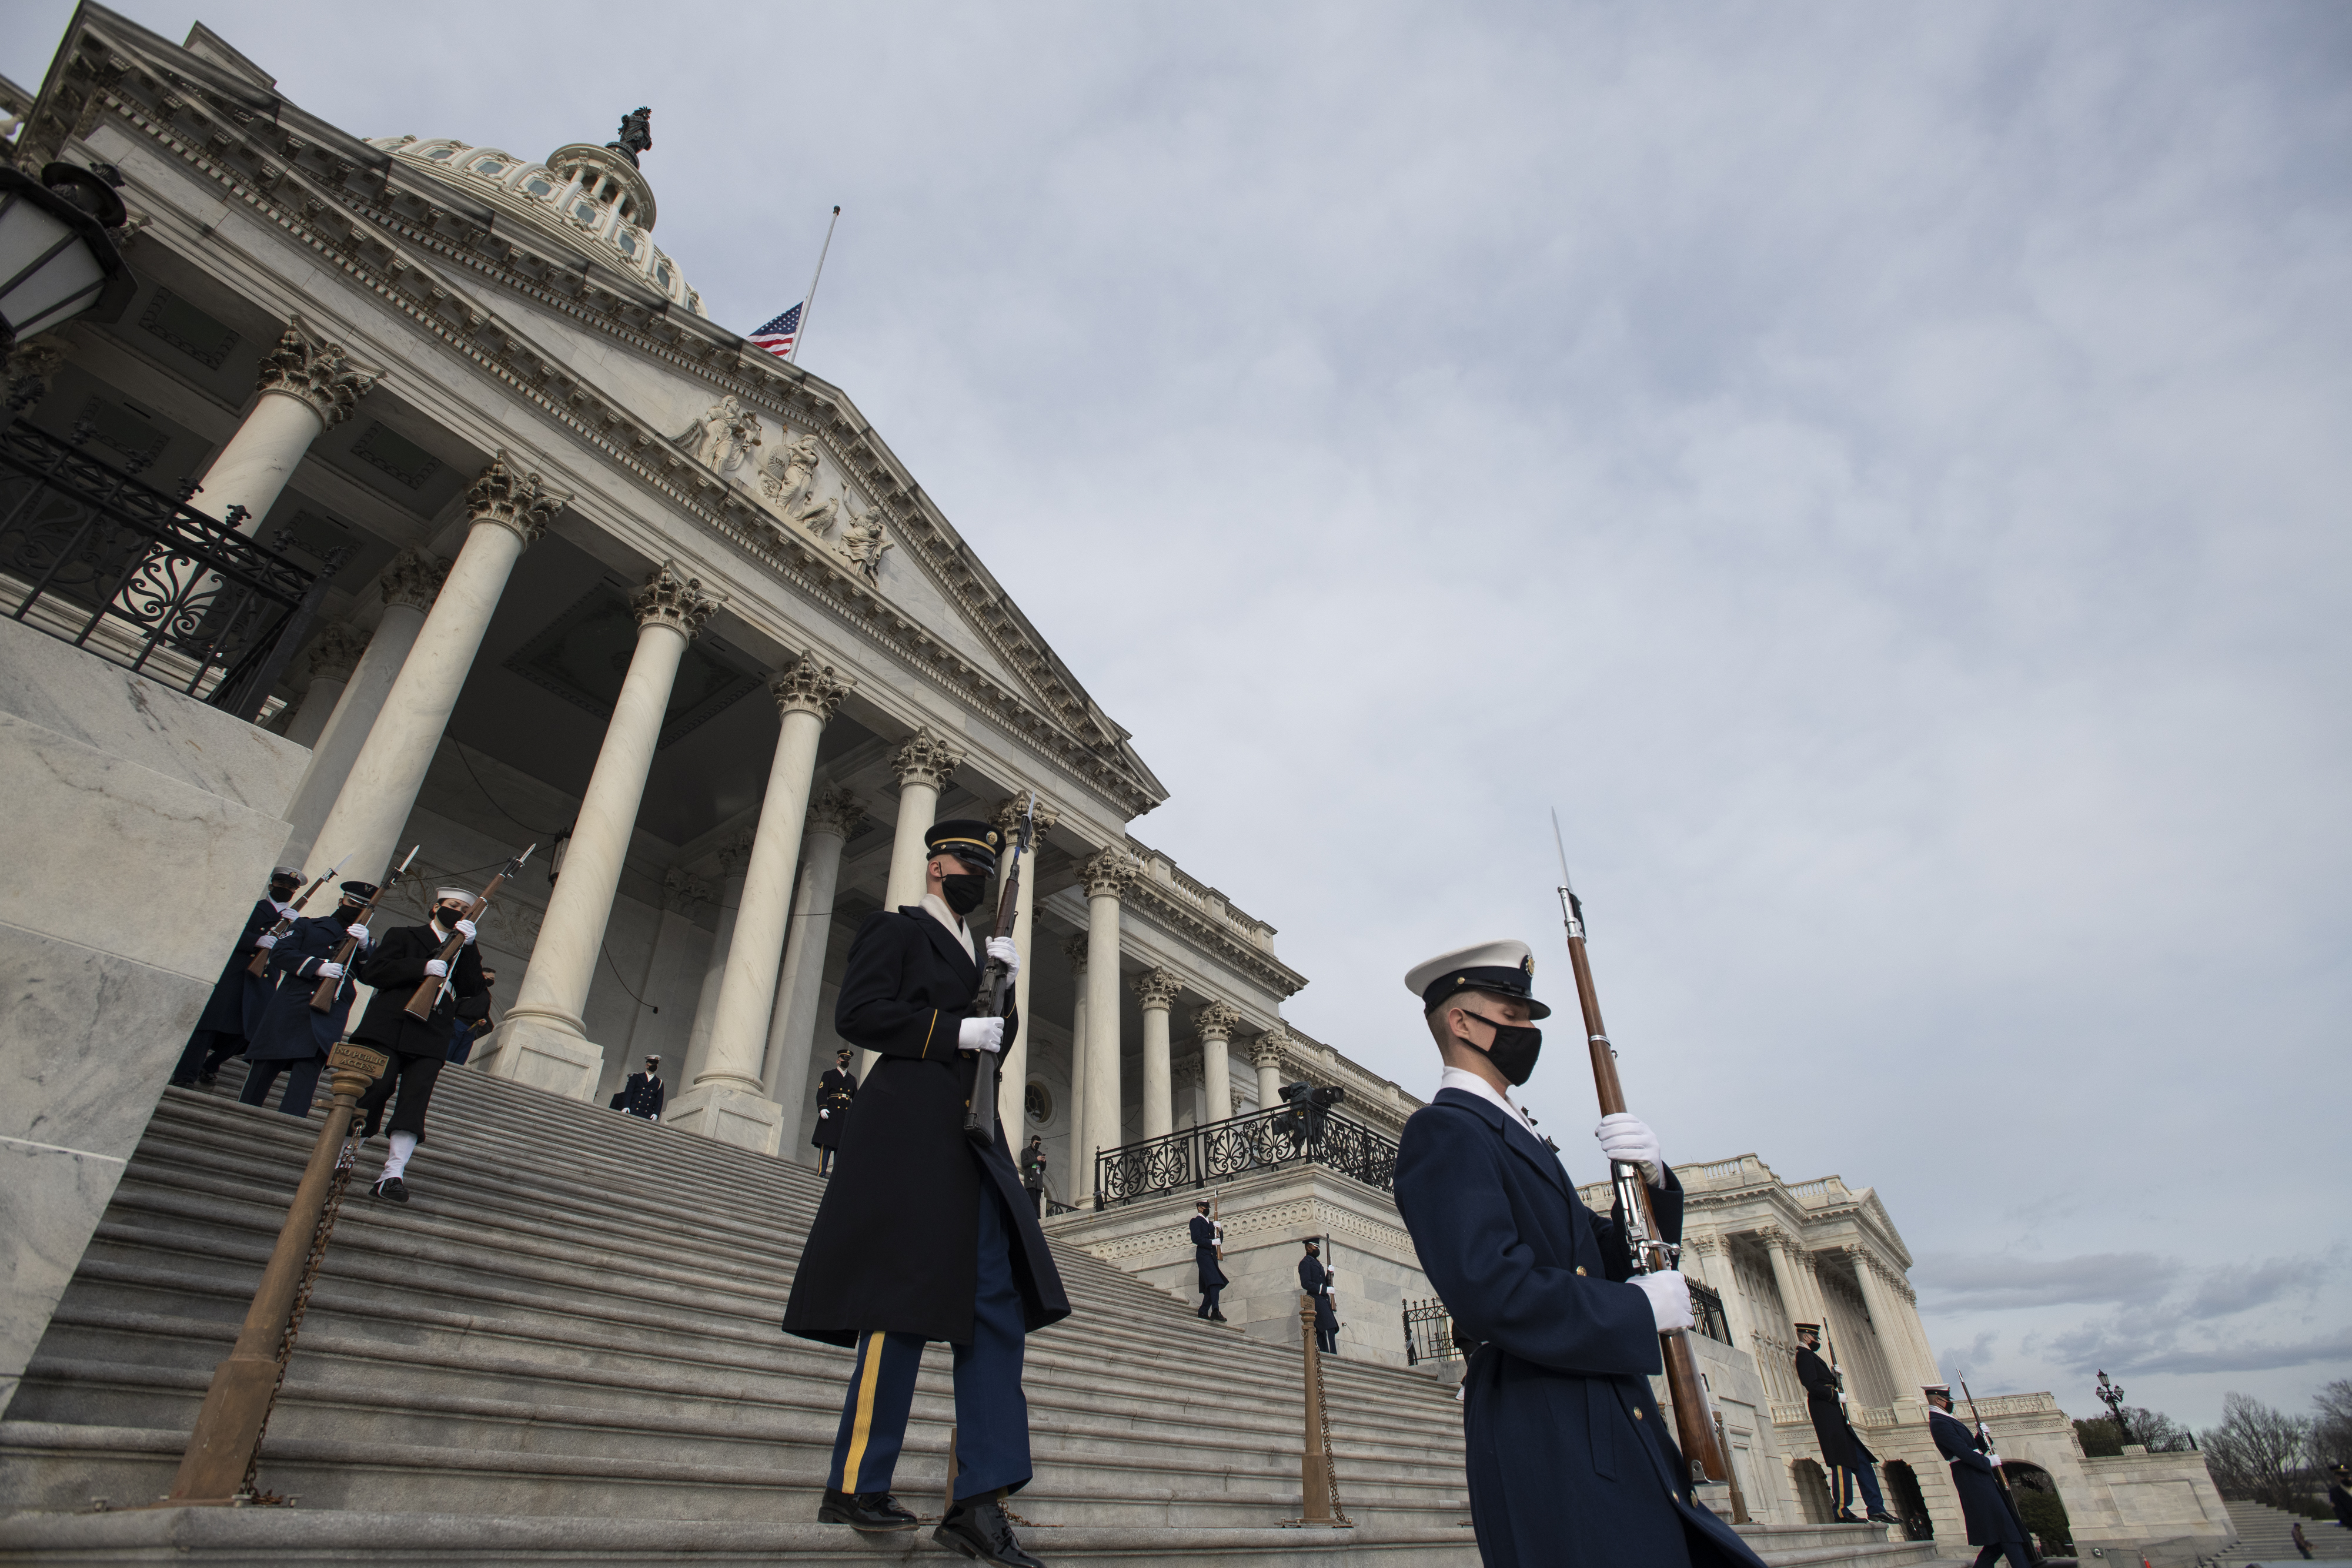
[
  {"xmin": 1634, "ymin": 1407, "xmax": 1645, "ymax": 1420},
  {"xmin": 1575, "ymin": 1266, "xmax": 1588, "ymax": 1276}
]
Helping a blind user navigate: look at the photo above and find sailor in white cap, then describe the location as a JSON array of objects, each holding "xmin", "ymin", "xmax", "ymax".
[
  {"xmin": 1925, "ymin": 1385, "xmax": 2031, "ymax": 1567},
  {"xmin": 1392, "ymin": 939, "xmax": 1767, "ymax": 1568},
  {"xmin": 349, "ymin": 885, "xmax": 487, "ymax": 1202}
]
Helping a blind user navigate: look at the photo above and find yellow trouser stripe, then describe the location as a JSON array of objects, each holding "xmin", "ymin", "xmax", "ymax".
[{"xmin": 841, "ymin": 1330, "xmax": 886, "ymax": 1490}]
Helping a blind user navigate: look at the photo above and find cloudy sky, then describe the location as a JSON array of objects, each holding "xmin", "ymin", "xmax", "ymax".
[{"xmin": 14, "ymin": 2, "xmax": 2346, "ymax": 1429}]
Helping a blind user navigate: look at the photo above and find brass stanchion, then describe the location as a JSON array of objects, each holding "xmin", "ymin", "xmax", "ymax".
[
  {"xmin": 1292, "ymin": 1292, "xmax": 1349, "ymax": 1526},
  {"xmin": 163, "ymin": 1043, "xmax": 386, "ymax": 1505}
]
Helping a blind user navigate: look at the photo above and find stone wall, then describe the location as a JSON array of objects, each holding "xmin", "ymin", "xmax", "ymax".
[{"xmin": 0, "ymin": 618, "xmax": 309, "ymax": 1406}]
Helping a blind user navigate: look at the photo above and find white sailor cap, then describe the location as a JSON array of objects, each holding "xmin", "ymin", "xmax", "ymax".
[
  {"xmin": 270, "ymin": 864, "xmax": 303, "ymax": 882},
  {"xmin": 1404, "ymin": 940, "xmax": 1551, "ymax": 1019},
  {"xmin": 433, "ymin": 887, "xmax": 475, "ymax": 905}
]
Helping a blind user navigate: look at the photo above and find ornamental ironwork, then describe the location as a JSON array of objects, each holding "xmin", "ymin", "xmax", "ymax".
[
  {"xmin": 1090, "ymin": 1102, "xmax": 1400, "ymax": 1211},
  {"xmin": 0, "ymin": 417, "xmax": 339, "ymax": 718},
  {"xmin": 1402, "ymin": 1297, "xmax": 1462, "ymax": 1366}
]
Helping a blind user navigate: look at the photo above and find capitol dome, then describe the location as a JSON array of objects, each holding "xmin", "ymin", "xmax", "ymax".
[{"xmin": 366, "ymin": 131, "xmax": 706, "ymax": 317}]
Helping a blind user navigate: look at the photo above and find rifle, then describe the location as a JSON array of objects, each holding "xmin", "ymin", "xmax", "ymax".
[
  {"xmin": 1959, "ymin": 1378, "xmax": 2029, "ymax": 1530},
  {"xmin": 963, "ymin": 798, "xmax": 1035, "ymax": 1149},
  {"xmin": 309, "ymin": 847, "xmax": 417, "ymax": 1012},
  {"xmin": 402, "ymin": 845, "xmax": 533, "ymax": 1020},
  {"xmin": 1553, "ymin": 811, "xmax": 1729, "ymax": 1488},
  {"xmin": 246, "ymin": 857, "xmax": 346, "ymax": 976}
]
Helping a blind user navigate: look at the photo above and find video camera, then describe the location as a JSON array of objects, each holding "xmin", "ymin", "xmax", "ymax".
[{"xmin": 1275, "ymin": 1081, "xmax": 1344, "ymax": 1144}]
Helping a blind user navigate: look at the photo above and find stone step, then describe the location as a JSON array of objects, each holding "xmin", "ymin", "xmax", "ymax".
[{"xmin": 2210, "ymin": 1498, "xmax": 2352, "ymax": 1560}]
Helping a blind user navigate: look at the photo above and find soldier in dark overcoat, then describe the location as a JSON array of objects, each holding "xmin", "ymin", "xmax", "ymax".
[
  {"xmin": 613, "ymin": 1055, "xmax": 665, "ymax": 1120},
  {"xmin": 1926, "ymin": 1385, "xmax": 2031, "ymax": 1568},
  {"xmin": 1794, "ymin": 1323, "xmax": 1896, "ymax": 1523},
  {"xmin": 349, "ymin": 887, "xmax": 485, "ymax": 1203},
  {"xmin": 811, "ymin": 1048, "xmax": 856, "ymax": 1174},
  {"xmin": 240, "ymin": 881, "xmax": 376, "ymax": 1117},
  {"xmin": 1299, "ymin": 1239, "xmax": 1339, "ymax": 1354},
  {"xmin": 1393, "ymin": 939, "xmax": 1769, "ymax": 1568},
  {"xmin": 1190, "ymin": 1202, "xmax": 1228, "ymax": 1320},
  {"xmin": 168, "ymin": 864, "xmax": 303, "ymax": 1086},
  {"xmin": 782, "ymin": 819, "xmax": 1069, "ymax": 1568}
]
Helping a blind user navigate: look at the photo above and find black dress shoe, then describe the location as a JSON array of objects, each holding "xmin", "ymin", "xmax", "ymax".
[
  {"xmin": 1867, "ymin": 1510, "xmax": 1900, "ymax": 1524},
  {"xmin": 934, "ymin": 1495, "xmax": 1043, "ymax": 1567},
  {"xmin": 370, "ymin": 1176, "xmax": 408, "ymax": 1203},
  {"xmin": 1834, "ymin": 1509, "xmax": 1862, "ymax": 1522},
  {"xmin": 195, "ymin": 1073, "xmax": 218, "ymax": 1086},
  {"xmin": 816, "ymin": 1487, "xmax": 917, "ymax": 1532},
  {"xmin": 1211, "ymin": 1311, "xmax": 1228, "ymax": 1323}
]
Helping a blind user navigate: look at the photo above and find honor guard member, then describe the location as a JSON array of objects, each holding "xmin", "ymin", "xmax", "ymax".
[
  {"xmin": 350, "ymin": 887, "xmax": 486, "ymax": 1202},
  {"xmin": 782, "ymin": 819, "xmax": 1071, "ymax": 1568},
  {"xmin": 1021, "ymin": 1136, "xmax": 1048, "ymax": 1216},
  {"xmin": 613, "ymin": 1055, "xmax": 665, "ymax": 1121},
  {"xmin": 1299, "ymin": 1239, "xmax": 1339, "ymax": 1354},
  {"xmin": 1191, "ymin": 1202, "xmax": 1228, "ymax": 1322},
  {"xmin": 812, "ymin": 1048, "xmax": 857, "ymax": 1176},
  {"xmin": 169, "ymin": 864, "xmax": 303, "ymax": 1086},
  {"xmin": 1794, "ymin": 1324, "xmax": 1896, "ymax": 1524},
  {"xmin": 1926, "ymin": 1385, "xmax": 2032, "ymax": 1568},
  {"xmin": 240, "ymin": 881, "xmax": 376, "ymax": 1117},
  {"xmin": 1392, "ymin": 940, "xmax": 1769, "ymax": 1568}
]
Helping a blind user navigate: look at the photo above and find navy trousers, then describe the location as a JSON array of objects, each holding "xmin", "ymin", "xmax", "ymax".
[
  {"xmin": 1198, "ymin": 1285, "xmax": 1221, "ymax": 1318},
  {"xmin": 1833, "ymin": 1460, "xmax": 1885, "ymax": 1514},
  {"xmin": 827, "ymin": 1181, "xmax": 1030, "ymax": 1502},
  {"xmin": 240, "ymin": 1053, "xmax": 326, "ymax": 1118},
  {"xmin": 171, "ymin": 1030, "xmax": 243, "ymax": 1084}
]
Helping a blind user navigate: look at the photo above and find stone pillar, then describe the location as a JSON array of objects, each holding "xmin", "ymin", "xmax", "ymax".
[
  {"xmin": 880, "ymin": 728, "xmax": 965, "ymax": 912},
  {"xmin": 679, "ymin": 831, "xmax": 753, "ymax": 1089},
  {"xmin": 1194, "ymin": 1000, "xmax": 1240, "ymax": 1124},
  {"xmin": 196, "ymin": 315, "xmax": 380, "ymax": 529},
  {"xmin": 487, "ymin": 562, "xmax": 716, "ymax": 1097},
  {"xmin": 990, "ymin": 793, "xmax": 1058, "ymax": 1137},
  {"xmin": 1253, "ymin": 1028, "xmax": 1289, "ymax": 1114},
  {"xmin": 764, "ymin": 784, "xmax": 863, "ymax": 1151},
  {"xmin": 1759, "ymin": 1228, "xmax": 1820, "ymax": 1341},
  {"xmin": 669, "ymin": 654, "xmax": 851, "ymax": 1155},
  {"xmin": 282, "ymin": 620, "xmax": 368, "ymax": 747},
  {"xmin": 1063, "ymin": 934, "xmax": 1089, "ymax": 1194},
  {"xmin": 1134, "ymin": 967, "xmax": 1181, "ymax": 1142},
  {"xmin": 278, "ymin": 549, "xmax": 446, "ymax": 867},
  {"xmin": 1080, "ymin": 848, "xmax": 1136, "ymax": 1196},
  {"xmin": 1853, "ymin": 1249, "xmax": 1938, "ymax": 1394},
  {"xmin": 306, "ymin": 454, "xmax": 567, "ymax": 886}
]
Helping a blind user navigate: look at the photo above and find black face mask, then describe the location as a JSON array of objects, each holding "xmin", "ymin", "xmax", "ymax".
[
  {"xmin": 1465, "ymin": 1012, "xmax": 1543, "ymax": 1086},
  {"xmin": 433, "ymin": 906, "xmax": 465, "ymax": 930},
  {"xmin": 940, "ymin": 872, "xmax": 988, "ymax": 917}
]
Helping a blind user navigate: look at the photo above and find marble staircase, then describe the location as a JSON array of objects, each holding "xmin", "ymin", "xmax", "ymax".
[{"xmin": 0, "ymin": 1062, "xmax": 1964, "ymax": 1565}]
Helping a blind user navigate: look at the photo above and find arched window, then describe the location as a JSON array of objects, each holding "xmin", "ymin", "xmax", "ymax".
[
  {"xmin": 1883, "ymin": 1460, "xmax": 1933, "ymax": 1540},
  {"xmin": 2001, "ymin": 1462, "xmax": 2072, "ymax": 1554},
  {"xmin": 1791, "ymin": 1459, "xmax": 1835, "ymax": 1524}
]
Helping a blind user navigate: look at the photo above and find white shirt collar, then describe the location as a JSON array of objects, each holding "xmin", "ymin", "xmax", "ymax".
[
  {"xmin": 1439, "ymin": 1064, "xmax": 1538, "ymax": 1136},
  {"xmin": 919, "ymin": 893, "xmax": 976, "ymax": 961}
]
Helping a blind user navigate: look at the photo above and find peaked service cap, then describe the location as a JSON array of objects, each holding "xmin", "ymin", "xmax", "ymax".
[
  {"xmin": 337, "ymin": 881, "xmax": 379, "ymax": 901},
  {"xmin": 270, "ymin": 865, "xmax": 303, "ymax": 882},
  {"xmin": 1404, "ymin": 939, "xmax": 1551, "ymax": 1019},
  {"xmin": 924, "ymin": 818, "xmax": 1002, "ymax": 876}
]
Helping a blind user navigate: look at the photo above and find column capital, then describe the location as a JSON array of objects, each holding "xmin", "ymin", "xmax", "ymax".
[
  {"xmin": 1683, "ymin": 1232, "xmax": 1724, "ymax": 1259},
  {"xmin": 662, "ymin": 867, "xmax": 712, "ymax": 914},
  {"xmin": 1081, "ymin": 845, "xmax": 1140, "ymax": 898},
  {"xmin": 630, "ymin": 560, "xmax": 721, "ymax": 638},
  {"xmin": 890, "ymin": 726, "xmax": 963, "ymax": 790},
  {"xmin": 466, "ymin": 449, "xmax": 572, "ymax": 546},
  {"xmin": 255, "ymin": 313, "xmax": 382, "ymax": 429},
  {"xmin": 304, "ymin": 620, "xmax": 369, "ymax": 684},
  {"xmin": 4, "ymin": 336, "xmax": 70, "ymax": 412},
  {"xmin": 773, "ymin": 651, "xmax": 853, "ymax": 722},
  {"xmin": 804, "ymin": 783, "xmax": 866, "ymax": 840},
  {"xmin": 991, "ymin": 789, "xmax": 1062, "ymax": 840},
  {"xmin": 1193, "ymin": 999, "xmax": 1242, "ymax": 1041},
  {"xmin": 1250, "ymin": 1028, "xmax": 1289, "ymax": 1070},
  {"xmin": 1132, "ymin": 967, "xmax": 1182, "ymax": 1012},
  {"xmin": 376, "ymin": 546, "xmax": 450, "ymax": 611},
  {"xmin": 1062, "ymin": 934, "xmax": 1090, "ymax": 972},
  {"xmin": 714, "ymin": 828, "xmax": 756, "ymax": 877}
]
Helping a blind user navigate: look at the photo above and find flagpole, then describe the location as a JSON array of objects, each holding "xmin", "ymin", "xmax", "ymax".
[{"xmin": 787, "ymin": 205, "xmax": 841, "ymax": 365}]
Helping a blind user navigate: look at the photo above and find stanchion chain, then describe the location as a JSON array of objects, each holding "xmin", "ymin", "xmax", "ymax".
[{"xmin": 239, "ymin": 1131, "xmax": 360, "ymax": 1498}]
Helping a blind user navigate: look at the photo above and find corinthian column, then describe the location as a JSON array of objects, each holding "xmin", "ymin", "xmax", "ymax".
[
  {"xmin": 198, "ymin": 315, "xmax": 382, "ymax": 529},
  {"xmin": 307, "ymin": 454, "xmax": 566, "ymax": 886},
  {"xmin": 679, "ymin": 831, "xmax": 753, "ymax": 1089},
  {"xmin": 880, "ymin": 728, "xmax": 965, "ymax": 911},
  {"xmin": 670, "ymin": 653, "xmax": 853, "ymax": 1155},
  {"xmin": 485, "ymin": 562, "xmax": 717, "ymax": 1098},
  {"xmin": 1063, "ymin": 934, "xmax": 1089, "ymax": 1193},
  {"xmin": 282, "ymin": 620, "xmax": 369, "ymax": 746},
  {"xmin": 1134, "ymin": 967, "xmax": 1181, "ymax": 1141},
  {"xmin": 991, "ymin": 791, "xmax": 1059, "ymax": 1136},
  {"xmin": 766, "ymin": 785, "xmax": 865, "ymax": 1155},
  {"xmin": 1252, "ymin": 1028, "xmax": 1289, "ymax": 1114},
  {"xmin": 1080, "ymin": 848, "xmax": 1137, "ymax": 1198},
  {"xmin": 1853, "ymin": 1250, "xmax": 1940, "ymax": 1395},
  {"xmin": 1194, "ymin": 1001, "xmax": 1241, "ymax": 1123}
]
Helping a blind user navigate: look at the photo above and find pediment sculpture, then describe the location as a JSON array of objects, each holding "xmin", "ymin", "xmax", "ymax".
[
  {"xmin": 761, "ymin": 432, "xmax": 820, "ymax": 510},
  {"xmin": 677, "ymin": 395, "xmax": 761, "ymax": 478},
  {"xmin": 838, "ymin": 497, "xmax": 891, "ymax": 581}
]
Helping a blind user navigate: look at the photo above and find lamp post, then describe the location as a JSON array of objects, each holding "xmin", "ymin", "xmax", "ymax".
[
  {"xmin": 2095, "ymin": 1369, "xmax": 2134, "ymax": 1447},
  {"xmin": 0, "ymin": 161, "xmax": 136, "ymax": 362}
]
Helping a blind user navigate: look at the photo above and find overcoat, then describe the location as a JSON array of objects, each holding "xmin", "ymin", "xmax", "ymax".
[
  {"xmin": 1797, "ymin": 1346, "xmax": 1865, "ymax": 1473},
  {"xmin": 1929, "ymin": 1407, "xmax": 2026, "ymax": 1547},
  {"xmin": 614, "ymin": 1071, "xmax": 665, "ymax": 1119},
  {"xmin": 1299, "ymin": 1252, "xmax": 1339, "ymax": 1335},
  {"xmin": 248, "ymin": 914, "xmax": 358, "ymax": 1061},
  {"xmin": 1190, "ymin": 1213, "xmax": 1229, "ymax": 1293},
  {"xmin": 811, "ymin": 1066, "xmax": 856, "ymax": 1151},
  {"xmin": 1395, "ymin": 1088, "xmax": 1769, "ymax": 1568},
  {"xmin": 781, "ymin": 907, "xmax": 1071, "ymax": 1346},
  {"xmin": 192, "ymin": 897, "xmax": 286, "ymax": 1037},
  {"xmin": 352, "ymin": 923, "xmax": 485, "ymax": 1059}
]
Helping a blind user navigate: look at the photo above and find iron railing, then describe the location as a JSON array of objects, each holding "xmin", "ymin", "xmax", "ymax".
[
  {"xmin": 1690, "ymin": 1280, "xmax": 1732, "ymax": 1346},
  {"xmin": 0, "ymin": 416, "xmax": 340, "ymax": 718},
  {"xmin": 1402, "ymin": 1297, "xmax": 1462, "ymax": 1366},
  {"xmin": 1091, "ymin": 1103, "xmax": 1400, "ymax": 1210}
]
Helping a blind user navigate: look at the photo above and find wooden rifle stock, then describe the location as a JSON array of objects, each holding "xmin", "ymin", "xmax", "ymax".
[
  {"xmin": 402, "ymin": 847, "xmax": 532, "ymax": 1020},
  {"xmin": 246, "ymin": 862, "xmax": 340, "ymax": 977},
  {"xmin": 963, "ymin": 802, "xmax": 1034, "ymax": 1148},
  {"xmin": 309, "ymin": 847, "xmax": 417, "ymax": 1012},
  {"xmin": 1555, "ymin": 849, "xmax": 1729, "ymax": 1488}
]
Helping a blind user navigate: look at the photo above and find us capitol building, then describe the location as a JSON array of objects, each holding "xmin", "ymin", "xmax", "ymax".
[{"xmin": 0, "ymin": 9, "xmax": 2235, "ymax": 1560}]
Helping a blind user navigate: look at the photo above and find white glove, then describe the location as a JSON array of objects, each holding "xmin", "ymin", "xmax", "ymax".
[
  {"xmin": 256, "ymin": 934, "xmax": 278, "ymax": 949},
  {"xmin": 425, "ymin": 958, "xmax": 448, "ymax": 978},
  {"xmin": 1631, "ymin": 1269, "xmax": 1695, "ymax": 1333},
  {"xmin": 317, "ymin": 961, "xmax": 346, "ymax": 979},
  {"xmin": 818, "ymin": 1109, "xmax": 829, "ymax": 1119},
  {"xmin": 1986, "ymin": 1452, "xmax": 2002, "ymax": 1467},
  {"xmin": 959, "ymin": 1015, "xmax": 1004, "ymax": 1054},
  {"xmin": 986, "ymin": 936, "xmax": 1020, "ymax": 977},
  {"xmin": 1596, "ymin": 1112, "xmax": 1665, "ymax": 1186},
  {"xmin": 346, "ymin": 924, "xmax": 370, "ymax": 942},
  {"xmin": 455, "ymin": 918, "xmax": 477, "ymax": 945}
]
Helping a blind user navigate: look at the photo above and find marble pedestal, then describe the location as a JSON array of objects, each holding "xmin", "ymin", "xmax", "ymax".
[
  {"xmin": 475, "ymin": 1015, "xmax": 606, "ymax": 1102},
  {"xmin": 663, "ymin": 1082, "xmax": 785, "ymax": 1157}
]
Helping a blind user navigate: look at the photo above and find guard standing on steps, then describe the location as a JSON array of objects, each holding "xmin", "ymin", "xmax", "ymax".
[
  {"xmin": 168, "ymin": 865, "xmax": 303, "ymax": 1087},
  {"xmin": 1299, "ymin": 1239, "xmax": 1339, "ymax": 1355},
  {"xmin": 1926, "ymin": 1384, "xmax": 2032, "ymax": 1568},
  {"xmin": 349, "ymin": 887, "xmax": 486, "ymax": 1203},
  {"xmin": 613, "ymin": 1055, "xmax": 665, "ymax": 1121},
  {"xmin": 782, "ymin": 819, "xmax": 1070, "ymax": 1568},
  {"xmin": 812, "ymin": 1048, "xmax": 856, "ymax": 1175},
  {"xmin": 240, "ymin": 881, "xmax": 377, "ymax": 1117},
  {"xmin": 1794, "ymin": 1324, "xmax": 1897, "ymax": 1524},
  {"xmin": 1191, "ymin": 1202, "xmax": 1228, "ymax": 1321}
]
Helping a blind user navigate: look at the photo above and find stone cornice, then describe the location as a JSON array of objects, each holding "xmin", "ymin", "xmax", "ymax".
[
  {"xmin": 1117, "ymin": 863, "xmax": 1307, "ymax": 1001},
  {"xmin": 31, "ymin": 25, "xmax": 1167, "ymax": 819}
]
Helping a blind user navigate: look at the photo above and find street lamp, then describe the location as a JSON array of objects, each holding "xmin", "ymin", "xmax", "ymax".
[
  {"xmin": 0, "ymin": 162, "xmax": 136, "ymax": 361},
  {"xmin": 2096, "ymin": 1369, "xmax": 2134, "ymax": 1446}
]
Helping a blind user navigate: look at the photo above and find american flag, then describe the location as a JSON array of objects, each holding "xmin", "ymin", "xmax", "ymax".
[{"xmin": 749, "ymin": 303, "xmax": 802, "ymax": 359}]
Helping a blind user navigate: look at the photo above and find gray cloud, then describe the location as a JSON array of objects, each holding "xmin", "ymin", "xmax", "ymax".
[{"xmin": 1915, "ymin": 1253, "xmax": 2186, "ymax": 1310}]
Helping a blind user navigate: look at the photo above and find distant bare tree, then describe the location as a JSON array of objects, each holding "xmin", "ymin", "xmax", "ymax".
[
  {"xmin": 2076, "ymin": 1407, "xmax": 2197, "ymax": 1456},
  {"xmin": 2313, "ymin": 1379, "xmax": 2352, "ymax": 1467},
  {"xmin": 2200, "ymin": 1392, "xmax": 2313, "ymax": 1506}
]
